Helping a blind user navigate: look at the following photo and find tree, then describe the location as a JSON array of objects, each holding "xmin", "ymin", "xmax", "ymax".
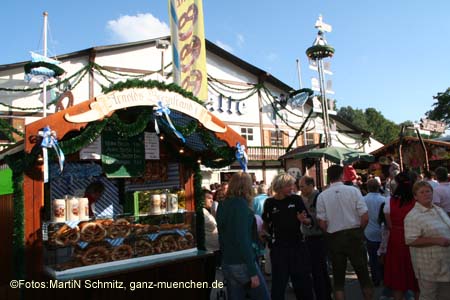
[
  {"xmin": 364, "ymin": 108, "xmax": 400, "ymax": 144},
  {"xmin": 426, "ymin": 88, "xmax": 450, "ymax": 127},
  {"xmin": 337, "ymin": 106, "xmax": 401, "ymax": 144},
  {"xmin": 337, "ymin": 106, "xmax": 368, "ymax": 130}
]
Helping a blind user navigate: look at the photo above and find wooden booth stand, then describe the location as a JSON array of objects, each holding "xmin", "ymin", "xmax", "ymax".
[
  {"xmin": 2, "ymin": 80, "xmax": 245, "ymax": 300},
  {"xmin": 370, "ymin": 136, "xmax": 450, "ymax": 176}
]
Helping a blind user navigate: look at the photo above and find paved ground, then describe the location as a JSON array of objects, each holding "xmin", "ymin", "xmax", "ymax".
[{"xmin": 211, "ymin": 267, "xmax": 385, "ymax": 300}]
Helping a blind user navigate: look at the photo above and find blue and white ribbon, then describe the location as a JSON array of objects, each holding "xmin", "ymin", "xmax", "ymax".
[
  {"xmin": 40, "ymin": 126, "xmax": 65, "ymax": 183},
  {"xmin": 154, "ymin": 101, "xmax": 185, "ymax": 143},
  {"xmin": 235, "ymin": 142, "xmax": 248, "ymax": 172}
]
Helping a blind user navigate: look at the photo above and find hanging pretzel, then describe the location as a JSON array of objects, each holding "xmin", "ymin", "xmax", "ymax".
[{"xmin": 55, "ymin": 90, "xmax": 74, "ymax": 112}]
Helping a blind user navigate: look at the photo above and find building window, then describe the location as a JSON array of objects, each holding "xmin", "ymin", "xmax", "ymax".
[
  {"xmin": 306, "ymin": 132, "xmax": 315, "ymax": 145},
  {"xmin": 270, "ymin": 130, "xmax": 282, "ymax": 146},
  {"xmin": 241, "ymin": 127, "xmax": 253, "ymax": 141}
]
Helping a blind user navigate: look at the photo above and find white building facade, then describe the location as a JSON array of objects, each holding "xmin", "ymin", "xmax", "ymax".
[{"xmin": 0, "ymin": 36, "xmax": 382, "ymax": 186}]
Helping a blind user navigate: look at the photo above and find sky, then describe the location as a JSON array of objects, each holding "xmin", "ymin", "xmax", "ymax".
[{"xmin": 1, "ymin": 0, "xmax": 449, "ymax": 126}]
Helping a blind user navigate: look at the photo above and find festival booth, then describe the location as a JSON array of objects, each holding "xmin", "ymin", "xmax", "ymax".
[
  {"xmin": 1, "ymin": 79, "xmax": 245, "ymax": 299},
  {"xmin": 370, "ymin": 136, "xmax": 450, "ymax": 176}
]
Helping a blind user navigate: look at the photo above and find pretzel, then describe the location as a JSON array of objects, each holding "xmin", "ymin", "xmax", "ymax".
[
  {"xmin": 111, "ymin": 244, "xmax": 133, "ymax": 261},
  {"xmin": 175, "ymin": 235, "xmax": 190, "ymax": 250},
  {"xmin": 152, "ymin": 239, "xmax": 163, "ymax": 254},
  {"xmin": 80, "ymin": 221, "xmax": 106, "ymax": 242},
  {"xmin": 134, "ymin": 239, "xmax": 154, "ymax": 257},
  {"xmin": 160, "ymin": 223, "xmax": 176, "ymax": 231},
  {"xmin": 184, "ymin": 232, "xmax": 195, "ymax": 248},
  {"xmin": 158, "ymin": 235, "xmax": 179, "ymax": 253},
  {"xmin": 133, "ymin": 224, "xmax": 159, "ymax": 236},
  {"xmin": 54, "ymin": 225, "xmax": 80, "ymax": 246},
  {"xmin": 107, "ymin": 218, "xmax": 131, "ymax": 239},
  {"xmin": 80, "ymin": 245, "xmax": 110, "ymax": 265}
]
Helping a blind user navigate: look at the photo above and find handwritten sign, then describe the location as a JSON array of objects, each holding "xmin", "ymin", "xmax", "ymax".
[
  {"xmin": 101, "ymin": 128, "xmax": 145, "ymax": 178},
  {"xmin": 144, "ymin": 132, "xmax": 160, "ymax": 160}
]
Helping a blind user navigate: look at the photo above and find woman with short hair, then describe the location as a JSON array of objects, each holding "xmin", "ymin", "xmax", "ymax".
[
  {"xmin": 405, "ymin": 181, "xmax": 450, "ymax": 300},
  {"xmin": 263, "ymin": 173, "xmax": 314, "ymax": 300}
]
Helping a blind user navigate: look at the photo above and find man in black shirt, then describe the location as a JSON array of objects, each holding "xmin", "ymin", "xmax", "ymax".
[{"xmin": 262, "ymin": 173, "xmax": 314, "ymax": 300}]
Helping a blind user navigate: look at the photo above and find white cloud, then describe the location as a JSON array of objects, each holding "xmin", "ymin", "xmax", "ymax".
[
  {"xmin": 236, "ymin": 34, "xmax": 245, "ymax": 47},
  {"xmin": 106, "ymin": 13, "xmax": 170, "ymax": 43},
  {"xmin": 215, "ymin": 40, "xmax": 234, "ymax": 53}
]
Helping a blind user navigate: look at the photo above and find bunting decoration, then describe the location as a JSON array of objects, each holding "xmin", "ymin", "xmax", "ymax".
[{"xmin": 40, "ymin": 126, "xmax": 65, "ymax": 183}]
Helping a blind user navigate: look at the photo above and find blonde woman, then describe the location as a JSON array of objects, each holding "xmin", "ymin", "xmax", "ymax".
[
  {"xmin": 263, "ymin": 173, "xmax": 314, "ymax": 300},
  {"xmin": 216, "ymin": 172, "xmax": 270, "ymax": 300}
]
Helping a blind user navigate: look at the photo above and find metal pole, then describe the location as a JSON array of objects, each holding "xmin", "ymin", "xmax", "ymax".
[
  {"xmin": 296, "ymin": 59, "xmax": 303, "ymax": 89},
  {"xmin": 296, "ymin": 59, "xmax": 308, "ymax": 146},
  {"xmin": 317, "ymin": 58, "xmax": 330, "ymax": 146},
  {"xmin": 43, "ymin": 12, "xmax": 48, "ymax": 117}
]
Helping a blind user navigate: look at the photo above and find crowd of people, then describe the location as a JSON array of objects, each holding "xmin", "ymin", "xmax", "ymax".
[{"xmin": 201, "ymin": 164, "xmax": 450, "ymax": 300}]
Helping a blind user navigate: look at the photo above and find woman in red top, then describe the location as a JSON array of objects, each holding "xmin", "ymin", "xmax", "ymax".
[{"xmin": 384, "ymin": 171, "xmax": 419, "ymax": 300}]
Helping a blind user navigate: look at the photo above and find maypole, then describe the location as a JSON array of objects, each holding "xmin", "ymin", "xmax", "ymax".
[
  {"xmin": 306, "ymin": 15, "xmax": 335, "ymax": 147},
  {"xmin": 42, "ymin": 11, "xmax": 48, "ymax": 117}
]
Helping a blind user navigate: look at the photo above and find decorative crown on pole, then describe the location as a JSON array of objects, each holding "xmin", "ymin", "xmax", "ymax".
[{"xmin": 306, "ymin": 15, "xmax": 335, "ymax": 60}]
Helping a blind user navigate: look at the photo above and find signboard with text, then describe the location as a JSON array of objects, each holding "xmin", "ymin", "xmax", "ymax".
[{"xmin": 101, "ymin": 128, "xmax": 145, "ymax": 178}]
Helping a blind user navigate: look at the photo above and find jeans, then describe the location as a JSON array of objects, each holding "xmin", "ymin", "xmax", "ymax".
[
  {"xmin": 365, "ymin": 238, "xmax": 382, "ymax": 284},
  {"xmin": 222, "ymin": 262, "xmax": 270, "ymax": 300}
]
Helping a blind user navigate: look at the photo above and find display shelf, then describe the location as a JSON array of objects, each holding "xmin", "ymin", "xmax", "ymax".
[{"xmin": 44, "ymin": 248, "xmax": 200, "ymax": 281}]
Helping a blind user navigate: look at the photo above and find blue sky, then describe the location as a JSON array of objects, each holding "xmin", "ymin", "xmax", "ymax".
[{"xmin": 1, "ymin": 0, "xmax": 449, "ymax": 126}]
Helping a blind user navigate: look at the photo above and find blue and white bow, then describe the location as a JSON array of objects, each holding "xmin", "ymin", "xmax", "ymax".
[
  {"xmin": 154, "ymin": 101, "xmax": 185, "ymax": 143},
  {"xmin": 40, "ymin": 126, "xmax": 65, "ymax": 183},
  {"xmin": 235, "ymin": 142, "xmax": 248, "ymax": 172}
]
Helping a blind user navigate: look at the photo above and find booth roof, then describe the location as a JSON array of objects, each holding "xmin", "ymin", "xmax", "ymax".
[{"xmin": 370, "ymin": 136, "xmax": 450, "ymax": 157}]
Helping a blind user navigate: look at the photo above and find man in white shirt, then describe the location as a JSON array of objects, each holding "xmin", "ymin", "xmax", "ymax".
[
  {"xmin": 432, "ymin": 167, "xmax": 450, "ymax": 216},
  {"xmin": 316, "ymin": 165, "xmax": 372, "ymax": 300}
]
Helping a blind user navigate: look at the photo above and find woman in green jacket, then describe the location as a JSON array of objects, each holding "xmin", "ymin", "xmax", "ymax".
[{"xmin": 216, "ymin": 172, "xmax": 269, "ymax": 300}]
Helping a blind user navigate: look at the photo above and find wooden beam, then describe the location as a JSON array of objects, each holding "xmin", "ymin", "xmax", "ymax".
[{"xmin": 101, "ymin": 65, "xmax": 156, "ymax": 75}]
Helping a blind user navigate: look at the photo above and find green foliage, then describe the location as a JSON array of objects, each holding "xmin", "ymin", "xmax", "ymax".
[
  {"xmin": 337, "ymin": 106, "xmax": 368, "ymax": 129},
  {"xmin": 426, "ymin": 88, "xmax": 450, "ymax": 126},
  {"xmin": 337, "ymin": 106, "xmax": 401, "ymax": 144}
]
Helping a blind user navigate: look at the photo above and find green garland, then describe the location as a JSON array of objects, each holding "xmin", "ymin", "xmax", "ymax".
[
  {"xmin": 0, "ymin": 64, "xmax": 90, "ymax": 111},
  {"xmin": 306, "ymin": 45, "xmax": 335, "ymax": 59},
  {"xmin": 59, "ymin": 120, "xmax": 108, "ymax": 155},
  {"xmin": 12, "ymin": 171, "xmax": 24, "ymax": 279},
  {"xmin": 0, "ymin": 118, "xmax": 15, "ymax": 142},
  {"xmin": 208, "ymin": 80, "xmax": 261, "ymax": 102},
  {"xmin": 175, "ymin": 121, "xmax": 198, "ymax": 137},
  {"xmin": 101, "ymin": 78, "xmax": 205, "ymax": 106},
  {"xmin": 93, "ymin": 62, "xmax": 172, "ymax": 79},
  {"xmin": 193, "ymin": 163, "xmax": 205, "ymax": 250},
  {"xmin": 4, "ymin": 148, "xmax": 39, "ymax": 280},
  {"xmin": 108, "ymin": 110, "xmax": 153, "ymax": 137},
  {"xmin": 207, "ymin": 74, "xmax": 258, "ymax": 92},
  {"xmin": 199, "ymin": 129, "xmax": 236, "ymax": 168}
]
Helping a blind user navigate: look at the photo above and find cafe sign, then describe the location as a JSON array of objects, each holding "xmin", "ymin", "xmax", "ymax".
[{"xmin": 64, "ymin": 87, "xmax": 226, "ymax": 133}]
